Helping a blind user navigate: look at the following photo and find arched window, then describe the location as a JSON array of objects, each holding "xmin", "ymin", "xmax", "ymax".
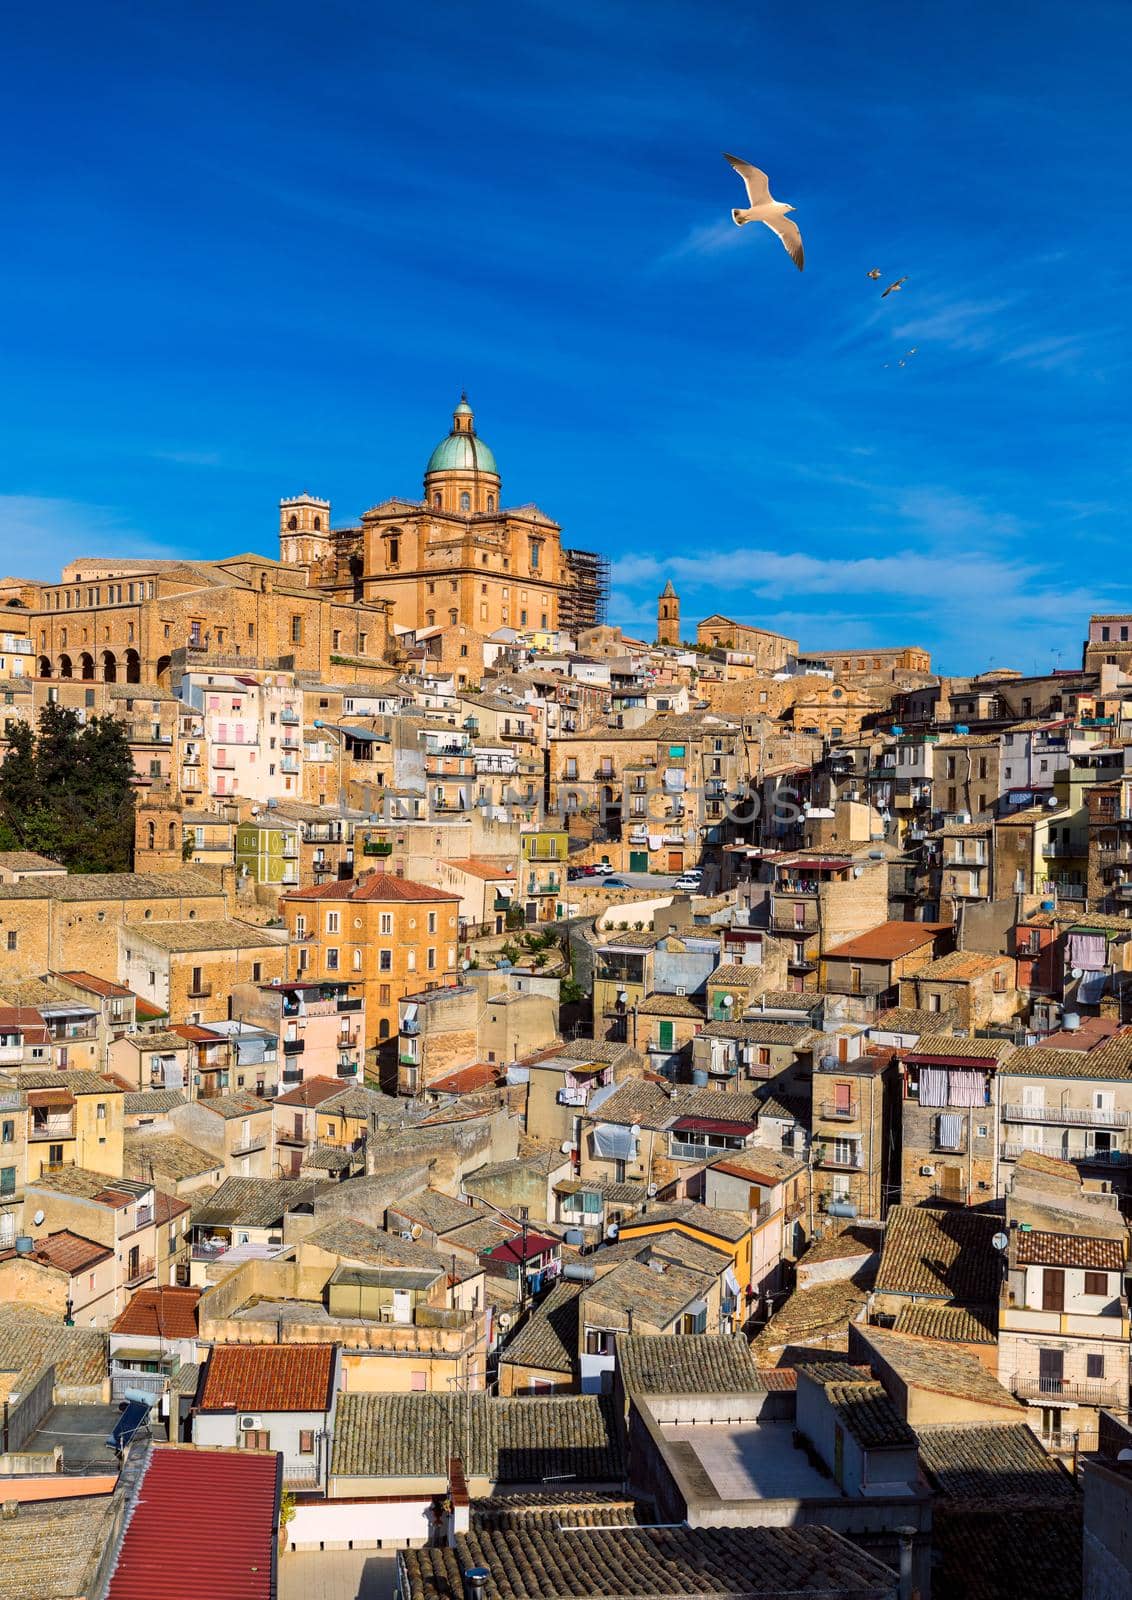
[
  {"xmin": 460, "ymin": 492, "xmax": 471, "ymax": 511},
  {"xmin": 426, "ymin": 610, "xmax": 435, "ymax": 627},
  {"xmin": 146, "ymin": 821, "xmax": 155, "ymax": 850},
  {"xmin": 449, "ymin": 609, "xmax": 458, "ymax": 626},
  {"xmin": 378, "ymin": 1018, "xmax": 390, "ymax": 1040},
  {"xmin": 168, "ymin": 820, "xmax": 177, "ymax": 849},
  {"xmin": 288, "ymin": 514, "xmax": 298, "ymax": 530},
  {"xmin": 486, "ymin": 495, "xmax": 495, "ymax": 512},
  {"xmin": 313, "ymin": 515, "xmax": 321, "ymax": 530},
  {"xmin": 433, "ymin": 493, "xmax": 442, "ymax": 509}
]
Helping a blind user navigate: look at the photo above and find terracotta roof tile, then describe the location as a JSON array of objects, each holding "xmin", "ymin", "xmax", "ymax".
[
  {"xmin": 284, "ymin": 871, "xmax": 458, "ymax": 903},
  {"xmin": 1014, "ymin": 1230, "xmax": 1125, "ymax": 1270},
  {"xmin": 198, "ymin": 1342, "xmax": 336, "ymax": 1413},
  {"xmin": 823, "ymin": 923, "xmax": 948, "ymax": 962},
  {"xmin": 875, "ymin": 1206, "xmax": 1001, "ymax": 1303},
  {"xmin": 112, "ymin": 1286, "xmax": 202, "ymax": 1340}
]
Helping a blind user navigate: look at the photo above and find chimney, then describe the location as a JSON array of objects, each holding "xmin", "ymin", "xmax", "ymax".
[
  {"xmin": 1, "ymin": 1503, "xmax": 18, "ymax": 1520},
  {"xmin": 463, "ymin": 1569, "xmax": 490, "ymax": 1600}
]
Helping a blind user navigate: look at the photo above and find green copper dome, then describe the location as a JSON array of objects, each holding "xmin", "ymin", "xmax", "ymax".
[{"xmin": 425, "ymin": 394, "xmax": 499, "ymax": 478}]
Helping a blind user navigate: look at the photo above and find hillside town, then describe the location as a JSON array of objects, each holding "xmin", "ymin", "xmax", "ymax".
[{"xmin": 2, "ymin": 399, "xmax": 1130, "ymax": 1600}]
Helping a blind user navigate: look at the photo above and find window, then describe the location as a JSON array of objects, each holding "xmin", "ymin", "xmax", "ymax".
[
  {"xmin": 389, "ymin": 537, "xmax": 400, "ymax": 565},
  {"xmin": 326, "ymin": 911, "xmax": 340, "ymax": 934},
  {"xmin": 1084, "ymin": 1271, "xmax": 1108, "ymax": 1297},
  {"xmin": 0, "ymin": 1121, "xmax": 11, "ymax": 1144},
  {"xmin": 326, "ymin": 948, "xmax": 339, "ymax": 971},
  {"xmin": 379, "ymin": 950, "xmax": 392, "ymax": 972},
  {"xmin": 1087, "ymin": 1352, "xmax": 1105, "ymax": 1378},
  {"xmin": 0, "ymin": 1168, "xmax": 14, "ymax": 1197},
  {"xmin": 96, "ymin": 1102, "xmax": 106, "ymax": 1120},
  {"xmin": 298, "ymin": 1430, "xmax": 315, "ymax": 1454},
  {"xmin": 584, "ymin": 1328, "xmax": 615, "ymax": 1356},
  {"xmin": 252, "ymin": 961, "xmax": 262, "ymax": 982},
  {"xmin": 410, "ymin": 1371, "xmax": 427, "ymax": 1391},
  {"xmin": 427, "ymin": 911, "xmax": 437, "ymax": 934},
  {"xmin": 427, "ymin": 947, "xmax": 436, "ymax": 970},
  {"xmin": 241, "ymin": 1429, "xmax": 271, "ymax": 1451},
  {"xmin": 5, "ymin": 932, "xmax": 15, "ymax": 952},
  {"xmin": 379, "ymin": 913, "xmax": 393, "ymax": 935}
]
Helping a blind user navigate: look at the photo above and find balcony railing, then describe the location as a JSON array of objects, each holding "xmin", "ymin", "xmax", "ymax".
[
  {"xmin": 30, "ymin": 1116, "xmax": 75, "ymax": 1141},
  {"xmin": 124, "ymin": 1256, "xmax": 156, "ymax": 1288},
  {"xmin": 1001, "ymin": 1141, "xmax": 1132, "ymax": 1165},
  {"xmin": 1002, "ymin": 1103, "xmax": 1132, "ymax": 1129},
  {"xmin": 283, "ymin": 1038, "xmax": 305, "ymax": 1055},
  {"xmin": 187, "ymin": 981, "xmax": 213, "ymax": 999},
  {"xmin": 1012, "ymin": 1375, "xmax": 1126, "ymax": 1407},
  {"xmin": 191, "ymin": 1238, "xmax": 230, "ymax": 1260},
  {"xmin": 820, "ymin": 1101, "xmax": 858, "ymax": 1122},
  {"xmin": 231, "ymin": 1137, "xmax": 267, "ymax": 1158},
  {"xmin": 814, "ymin": 1146, "xmax": 864, "ymax": 1171}
]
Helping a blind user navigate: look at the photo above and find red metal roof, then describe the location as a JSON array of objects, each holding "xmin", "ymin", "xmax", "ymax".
[
  {"xmin": 56, "ymin": 970, "xmax": 134, "ymax": 999},
  {"xmin": 198, "ymin": 1343, "xmax": 337, "ymax": 1413},
  {"xmin": 670, "ymin": 1116, "xmax": 756, "ymax": 1136},
  {"xmin": 427, "ymin": 1061, "xmax": 499, "ymax": 1095},
  {"xmin": 485, "ymin": 1231, "xmax": 559, "ymax": 1264},
  {"xmin": 106, "ymin": 1445, "xmax": 279, "ymax": 1600},
  {"xmin": 272, "ymin": 1075, "xmax": 344, "ymax": 1108}
]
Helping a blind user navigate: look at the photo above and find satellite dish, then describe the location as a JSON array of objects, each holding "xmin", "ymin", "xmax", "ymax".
[
  {"xmin": 1070, "ymin": 968, "xmax": 1083, "ymax": 980},
  {"xmin": 992, "ymin": 1231, "xmax": 1009, "ymax": 1253},
  {"xmin": 560, "ymin": 1141, "xmax": 574, "ymax": 1155},
  {"xmin": 497, "ymin": 1313, "xmax": 513, "ymax": 1333},
  {"xmin": 461, "ymin": 959, "xmax": 470, "ymax": 971},
  {"xmin": 722, "ymin": 994, "xmax": 734, "ymax": 1008},
  {"xmin": 646, "ymin": 1183, "xmax": 658, "ymax": 1198},
  {"xmin": 606, "ymin": 1223, "xmax": 620, "ymax": 1241},
  {"xmin": 630, "ymin": 1124, "xmax": 641, "ymax": 1138},
  {"xmin": 410, "ymin": 1223, "xmax": 423, "ymax": 1241},
  {"xmin": 32, "ymin": 1210, "xmax": 45, "ymax": 1228}
]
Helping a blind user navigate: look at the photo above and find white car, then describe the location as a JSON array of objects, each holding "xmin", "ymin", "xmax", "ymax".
[
  {"xmin": 673, "ymin": 874, "xmax": 701, "ymax": 893},
  {"xmin": 592, "ymin": 861, "xmax": 615, "ymax": 875}
]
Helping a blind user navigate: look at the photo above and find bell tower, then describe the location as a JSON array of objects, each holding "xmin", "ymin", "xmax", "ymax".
[
  {"xmin": 280, "ymin": 494, "xmax": 332, "ymax": 572},
  {"xmin": 657, "ymin": 580, "xmax": 680, "ymax": 647}
]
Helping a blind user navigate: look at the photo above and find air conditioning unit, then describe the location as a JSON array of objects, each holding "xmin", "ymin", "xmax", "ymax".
[
  {"xmin": 920, "ymin": 1165, "xmax": 935, "ymax": 1178},
  {"xmin": 240, "ymin": 1415, "xmax": 262, "ymax": 1431}
]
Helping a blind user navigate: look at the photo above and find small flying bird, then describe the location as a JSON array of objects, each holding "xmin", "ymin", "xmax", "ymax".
[
  {"xmin": 881, "ymin": 276, "xmax": 907, "ymax": 298},
  {"xmin": 724, "ymin": 153, "xmax": 804, "ymax": 271},
  {"xmin": 867, "ymin": 268, "xmax": 882, "ymax": 279}
]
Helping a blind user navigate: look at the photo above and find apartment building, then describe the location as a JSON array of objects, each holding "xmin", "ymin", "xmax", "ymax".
[
  {"xmin": 282, "ymin": 871, "xmax": 460, "ymax": 1052},
  {"xmin": 811, "ymin": 1043, "xmax": 891, "ymax": 1225},
  {"xmin": 1, "ymin": 1068, "xmax": 125, "ymax": 1186},
  {"xmin": 233, "ymin": 978, "xmax": 365, "ymax": 1091},
  {"xmin": 997, "ymin": 1036, "xmax": 1132, "ymax": 1194},
  {"xmin": 898, "ymin": 950, "xmax": 1018, "ymax": 1030},
  {"xmin": 767, "ymin": 850, "xmax": 889, "ymax": 995},
  {"xmin": 898, "ymin": 1036, "xmax": 1015, "ymax": 1206},
  {"xmin": 23, "ymin": 1167, "xmax": 161, "ymax": 1320},
  {"xmin": 118, "ymin": 920, "xmax": 288, "ymax": 1027},
  {"xmin": 998, "ymin": 1156, "xmax": 1130, "ymax": 1455},
  {"xmin": 179, "ymin": 668, "xmax": 304, "ymax": 803}
]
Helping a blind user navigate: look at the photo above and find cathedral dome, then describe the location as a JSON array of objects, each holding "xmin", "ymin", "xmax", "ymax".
[{"xmin": 425, "ymin": 394, "xmax": 499, "ymax": 478}]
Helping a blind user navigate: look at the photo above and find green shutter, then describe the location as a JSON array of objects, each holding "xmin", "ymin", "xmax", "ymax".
[{"xmin": 658, "ymin": 1020, "xmax": 674, "ymax": 1051}]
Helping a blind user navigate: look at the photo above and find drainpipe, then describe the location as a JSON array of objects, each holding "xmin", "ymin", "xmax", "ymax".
[{"xmin": 896, "ymin": 1526, "xmax": 917, "ymax": 1600}]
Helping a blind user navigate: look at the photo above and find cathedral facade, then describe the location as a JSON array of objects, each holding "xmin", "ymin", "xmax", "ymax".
[{"xmin": 279, "ymin": 396, "xmax": 607, "ymax": 638}]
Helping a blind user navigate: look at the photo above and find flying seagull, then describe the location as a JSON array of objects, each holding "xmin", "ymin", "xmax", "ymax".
[
  {"xmin": 867, "ymin": 267, "xmax": 882, "ymax": 279},
  {"xmin": 881, "ymin": 276, "xmax": 907, "ymax": 297},
  {"xmin": 724, "ymin": 153, "xmax": 804, "ymax": 271}
]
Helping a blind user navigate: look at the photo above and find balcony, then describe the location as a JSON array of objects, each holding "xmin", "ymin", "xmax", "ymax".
[
  {"xmin": 283, "ymin": 1038, "xmax": 305, "ymax": 1056},
  {"xmin": 1013, "ymin": 1375, "xmax": 1126, "ymax": 1407},
  {"xmin": 1001, "ymin": 1141, "xmax": 1132, "ymax": 1165},
  {"xmin": 1042, "ymin": 841, "xmax": 1080, "ymax": 859},
  {"xmin": 124, "ymin": 1256, "xmax": 156, "ymax": 1288},
  {"xmin": 1002, "ymin": 1103, "xmax": 1132, "ymax": 1129},
  {"xmin": 820, "ymin": 1101, "xmax": 858, "ymax": 1122},
  {"xmin": 231, "ymin": 1136, "xmax": 266, "ymax": 1158},
  {"xmin": 338, "ymin": 997, "xmax": 364, "ymax": 1013},
  {"xmin": 280, "ymin": 709, "xmax": 300, "ymax": 725},
  {"xmin": 336, "ymin": 1060, "xmax": 359, "ymax": 1078},
  {"xmin": 400, "ymin": 1017, "xmax": 420, "ymax": 1036},
  {"xmin": 30, "ymin": 1115, "xmax": 75, "ymax": 1141},
  {"xmin": 814, "ymin": 1145, "xmax": 864, "ymax": 1171},
  {"xmin": 281, "ymin": 758, "xmax": 299, "ymax": 774},
  {"xmin": 191, "ymin": 1238, "xmax": 230, "ymax": 1261},
  {"xmin": 187, "ymin": 981, "xmax": 213, "ymax": 999},
  {"xmin": 363, "ymin": 840, "xmax": 393, "ymax": 857}
]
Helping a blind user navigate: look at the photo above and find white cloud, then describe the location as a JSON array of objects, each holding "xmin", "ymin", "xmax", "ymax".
[{"xmin": 654, "ymin": 217, "xmax": 746, "ymax": 268}]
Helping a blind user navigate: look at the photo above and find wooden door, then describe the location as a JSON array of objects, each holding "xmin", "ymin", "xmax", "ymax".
[
  {"xmin": 1042, "ymin": 1269, "xmax": 1065, "ymax": 1313},
  {"xmin": 940, "ymin": 1165, "xmax": 963, "ymax": 1202}
]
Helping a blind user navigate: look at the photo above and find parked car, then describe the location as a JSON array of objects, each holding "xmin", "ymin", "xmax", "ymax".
[
  {"xmin": 601, "ymin": 877, "xmax": 629, "ymax": 889},
  {"xmin": 592, "ymin": 862, "xmax": 615, "ymax": 875},
  {"xmin": 673, "ymin": 874, "xmax": 701, "ymax": 892},
  {"xmin": 567, "ymin": 865, "xmax": 584, "ymax": 881},
  {"xmin": 582, "ymin": 864, "xmax": 599, "ymax": 877}
]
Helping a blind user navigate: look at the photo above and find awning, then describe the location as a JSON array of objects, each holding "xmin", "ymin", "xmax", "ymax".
[
  {"xmin": 27, "ymin": 1089, "xmax": 75, "ymax": 1109},
  {"xmin": 592, "ymin": 1122, "xmax": 636, "ymax": 1161},
  {"xmin": 401, "ymin": 1003, "xmax": 418, "ymax": 1023},
  {"xmin": 495, "ymin": 885, "xmax": 512, "ymax": 899},
  {"xmin": 340, "ymin": 726, "xmax": 387, "ymax": 742},
  {"xmin": 724, "ymin": 1267, "xmax": 741, "ymax": 1297},
  {"xmin": 671, "ymin": 1117, "xmax": 755, "ymax": 1137}
]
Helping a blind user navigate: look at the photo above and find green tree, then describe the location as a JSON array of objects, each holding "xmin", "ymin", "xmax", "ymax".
[{"xmin": 0, "ymin": 705, "xmax": 136, "ymax": 872}]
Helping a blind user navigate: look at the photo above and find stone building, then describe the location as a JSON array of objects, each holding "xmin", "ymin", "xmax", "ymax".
[
  {"xmin": 695, "ymin": 614, "xmax": 798, "ymax": 669},
  {"xmin": 281, "ymin": 396, "xmax": 607, "ymax": 638},
  {"xmin": 897, "ymin": 1035, "xmax": 1015, "ymax": 1207},
  {"xmin": 117, "ymin": 919, "xmax": 288, "ymax": 1028}
]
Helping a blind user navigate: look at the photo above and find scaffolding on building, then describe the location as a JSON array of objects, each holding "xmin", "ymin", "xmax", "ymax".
[{"xmin": 561, "ymin": 547, "xmax": 610, "ymax": 634}]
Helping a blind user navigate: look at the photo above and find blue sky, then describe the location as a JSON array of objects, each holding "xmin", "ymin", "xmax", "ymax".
[{"xmin": 1, "ymin": 0, "xmax": 1129, "ymax": 673}]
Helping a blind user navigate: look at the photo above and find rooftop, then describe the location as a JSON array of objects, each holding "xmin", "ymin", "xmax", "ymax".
[
  {"xmin": 284, "ymin": 871, "xmax": 458, "ymax": 903},
  {"xmin": 106, "ymin": 1444, "xmax": 279, "ymax": 1600},
  {"xmin": 892, "ymin": 1303, "xmax": 997, "ymax": 1345},
  {"xmin": 499, "ymin": 1280, "xmax": 581, "ymax": 1375},
  {"xmin": 617, "ymin": 1332, "xmax": 764, "ymax": 1396},
  {"xmin": 127, "ymin": 918, "xmax": 285, "ymax": 953},
  {"xmin": 823, "ymin": 922, "xmax": 948, "ymax": 962},
  {"xmin": 875, "ymin": 1205, "xmax": 1001, "ymax": 1303},
  {"xmin": 197, "ymin": 1342, "xmax": 337, "ymax": 1413},
  {"xmin": 332, "ymin": 1392, "xmax": 623, "ymax": 1482},
  {"xmin": 912, "ymin": 951, "xmax": 1010, "ymax": 982},
  {"xmin": 857, "ymin": 1326, "xmax": 1022, "ymax": 1412},
  {"xmin": 918, "ymin": 1422, "xmax": 1076, "ymax": 1504},
  {"xmin": 400, "ymin": 1525, "xmax": 898, "ymax": 1600},
  {"xmin": 112, "ymin": 1285, "xmax": 202, "ymax": 1341}
]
